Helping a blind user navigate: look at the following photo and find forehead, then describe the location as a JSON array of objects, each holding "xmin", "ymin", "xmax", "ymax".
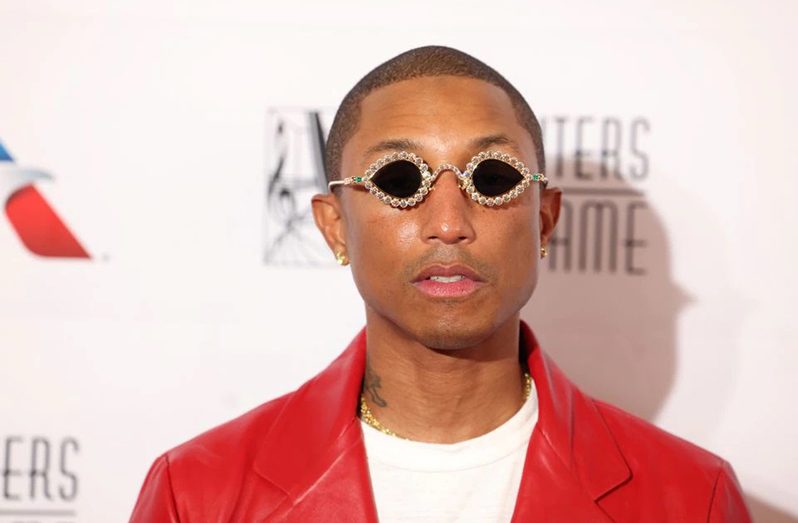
[{"xmin": 341, "ymin": 76, "xmax": 537, "ymax": 171}]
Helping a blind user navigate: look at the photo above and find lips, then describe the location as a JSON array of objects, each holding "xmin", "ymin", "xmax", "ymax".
[
  {"xmin": 412, "ymin": 264, "xmax": 485, "ymax": 283},
  {"xmin": 411, "ymin": 264, "xmax": 485, "ymax": 298}
]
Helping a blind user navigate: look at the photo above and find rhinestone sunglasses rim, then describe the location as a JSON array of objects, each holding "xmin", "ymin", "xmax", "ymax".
[{"xmin": 328, "ymin": 150, "xmax": 548, "ymax": 209}]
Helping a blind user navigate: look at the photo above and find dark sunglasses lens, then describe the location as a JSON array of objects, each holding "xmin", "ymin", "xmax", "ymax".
[
  {"xmin": 472, "ymin": 159, "xmax": 524, "ymax": 197},
  {"xmin": 372, "ymin": 160, "xmax": 422, "ymax": 198}
]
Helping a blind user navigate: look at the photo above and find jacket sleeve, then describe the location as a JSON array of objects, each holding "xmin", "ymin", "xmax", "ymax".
[
  {"xmin": 708, "ymin": 460, "xmax": 752, "ymax": 523},
  {"xmin": 129, "ymin": 454, "xmax": 181, "ymax": 523}
]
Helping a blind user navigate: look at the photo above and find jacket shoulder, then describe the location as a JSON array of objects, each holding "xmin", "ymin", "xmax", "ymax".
[
  {"xmin": 130, "ymin": 392, "xmax": 294, "ymax": 522},
  {"xmin": 593, "ymin": 399, "xmax": 751, "ymax": 521},
  {"xmin": 167, "ymin": 391, "xmax": 292, "ymax": 473},
  {"xmin": 595, "ymin": 399, "xmax": 724, "ymax": 475}
]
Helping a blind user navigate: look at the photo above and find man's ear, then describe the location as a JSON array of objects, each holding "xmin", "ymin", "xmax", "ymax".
[
  {"xmin": 311, "ymin": 191, "xmax": 347, "ymax": 256},
  {"xmin": 539, "ymin": 187, "xmax": 562, "ymax": 246}
]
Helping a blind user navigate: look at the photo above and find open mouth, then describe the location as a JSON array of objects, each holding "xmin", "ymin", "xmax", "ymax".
[
  {"xmin": 412, "ymin": 265, "xmax": 485, "ymax": 298},
  {"xmin": 428, "ymin": 275, "xmax": 466, "ymax": 283}
]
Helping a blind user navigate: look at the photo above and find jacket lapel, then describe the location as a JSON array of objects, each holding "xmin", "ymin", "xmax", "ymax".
[
  {"xmin": 252, "ymin": 329, "xmax": 378, "ymax": 522},
  {"xmin": 512, "ymin": 323, "xmax": 631, "ymax": 521}
]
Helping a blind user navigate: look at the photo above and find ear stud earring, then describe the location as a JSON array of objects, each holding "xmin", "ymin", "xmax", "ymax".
[
  {"xmin": 335, "ymin": 250, "xmax": 349, "ymax": 266},
  {"xmin": 540, "ymin": 245, "xmax": 548, "ymax": 258}
]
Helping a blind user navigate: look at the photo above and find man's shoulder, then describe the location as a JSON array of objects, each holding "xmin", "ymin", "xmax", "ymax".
[
  {"xmin": 130, "ymin": 392, "xmax": 296, "ymax": 521},
  {"xmin": 587, "ymin": 398, "xmax": 751, "ymax": 519},
  {"xmin": 164, "ymin": 390, "xmax": 293, "ymax": 474},
  {"xmin": 593, "ymin": 398, "xmax": 725, "ymax": 478}
]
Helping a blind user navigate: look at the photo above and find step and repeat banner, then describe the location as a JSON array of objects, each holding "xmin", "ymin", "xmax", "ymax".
[{"xmin": 2, "ymin": 1, "xmax": 796, "ymax": 521}]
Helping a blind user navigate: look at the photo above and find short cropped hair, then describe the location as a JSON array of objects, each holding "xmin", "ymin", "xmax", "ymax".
[{"xmin": 324, "ymin": 45, "xmax": 545, "ymax": 183}]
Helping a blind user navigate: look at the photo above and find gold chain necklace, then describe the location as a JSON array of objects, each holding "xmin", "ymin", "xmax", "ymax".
[{"xmin": 359, "ymin": 371, "xmax": 532, "ymax": 440}]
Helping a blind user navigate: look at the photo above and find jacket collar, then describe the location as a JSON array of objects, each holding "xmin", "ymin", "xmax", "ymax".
[
  {"xmin": 254, "ymin": 321, "xmax": 631, "ymax": 515},
  {"xmin": 253, "ymin": 334, "xmax": 366, "ymax": 499},
  {"xmin": 520, "ymin": 321, "xmax": 631, "ymax": 504}
]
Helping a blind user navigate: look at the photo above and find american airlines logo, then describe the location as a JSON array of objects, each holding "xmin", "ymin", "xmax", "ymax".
[{"xmin": 0, "ymin": 141, "xmax": 89, "ymax": 258}]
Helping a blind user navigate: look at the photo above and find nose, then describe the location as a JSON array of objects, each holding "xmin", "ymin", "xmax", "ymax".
[{"xmin": 420, "ymin": 169, "xmax": 476, "ymax": 245}]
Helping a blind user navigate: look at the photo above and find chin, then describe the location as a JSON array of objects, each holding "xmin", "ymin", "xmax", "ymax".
[{"xmin": 410, "ymin": 315, "xmax": 496, "ymax": 351}]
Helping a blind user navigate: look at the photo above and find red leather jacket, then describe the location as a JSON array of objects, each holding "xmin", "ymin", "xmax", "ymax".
[{"xmin": 130, "ymin": 323, "xmax": 751, "ymax": 522}]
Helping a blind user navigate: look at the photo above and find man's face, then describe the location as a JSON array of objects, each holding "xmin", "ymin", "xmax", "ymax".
[{"xmin": 315, "ymin": 76, "xmax": 560, "ymax": 350}]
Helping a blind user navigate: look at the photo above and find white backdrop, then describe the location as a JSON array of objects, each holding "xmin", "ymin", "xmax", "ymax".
[{"xmin": 1, "ymin": 0, "xmax": 796, "ymax": 521}]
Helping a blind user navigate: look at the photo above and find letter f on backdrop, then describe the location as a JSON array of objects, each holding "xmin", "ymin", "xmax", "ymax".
[{"xmin": 0, "ymin": 141, "xmax": 90, "ymax": 258}]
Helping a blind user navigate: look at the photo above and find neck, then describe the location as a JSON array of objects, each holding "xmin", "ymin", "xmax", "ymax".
[{"xmin": 362, "ymin": 311, "xmax": 526, "ymax": 443}]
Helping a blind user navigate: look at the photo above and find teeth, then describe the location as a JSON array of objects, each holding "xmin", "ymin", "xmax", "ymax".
[{"xmin": 429, "ymin": 275, "xmax": 465, "ymax": 283}]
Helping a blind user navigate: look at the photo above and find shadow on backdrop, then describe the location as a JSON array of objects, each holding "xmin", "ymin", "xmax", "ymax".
[
  {"xmin": 746, "ymin": 497, "xmax": 798, "ymax": 523},
  {"xmin": 522, "ymin": 158, "xmax": 686, "ymax": 420},
  {"xmin": 521, "ymin": 159, "xmax": 794, "ymax": 522}
]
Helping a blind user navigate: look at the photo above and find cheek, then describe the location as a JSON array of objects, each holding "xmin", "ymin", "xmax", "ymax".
[
  {"xmin": 395, "ymin": 219, "xmax": 419, "ymax": 247},
  {"xmin": 347, "ymin": 215, "xmax": 421, "ymax": 316},
  {"xmin": 491, "ymin": 210, "xmax": 539, "ymax": 278},
  {"xmin": 346, "ymin": 209, "xmax": 418, "ymax": 285}
]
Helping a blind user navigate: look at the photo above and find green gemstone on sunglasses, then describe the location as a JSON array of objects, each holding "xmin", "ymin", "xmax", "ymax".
[{"xmin": 328, "ymin": 150, "xmax": 548, "ymax": 208}]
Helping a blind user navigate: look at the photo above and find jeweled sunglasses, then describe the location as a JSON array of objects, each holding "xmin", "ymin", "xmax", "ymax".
[{"xmin": 327, "ymin": 150, "xmax": 548, "ymax": 208}]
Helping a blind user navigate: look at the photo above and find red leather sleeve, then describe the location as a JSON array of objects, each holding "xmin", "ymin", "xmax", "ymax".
[
  {"xmin": 708, "ymin": 460, "xmax": 752, "ymax": 523},
  {"xmin": 129, "ymin": 454, "xmax": 181, "ymax": 523}
]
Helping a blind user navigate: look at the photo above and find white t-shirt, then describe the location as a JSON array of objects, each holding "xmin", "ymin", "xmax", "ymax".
[{"xmin": 361, "ymin": 381, "xmax": 539, "ymax": 523}]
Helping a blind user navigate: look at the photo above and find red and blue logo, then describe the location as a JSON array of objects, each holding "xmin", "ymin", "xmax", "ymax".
[{"xmin": 0, "ymin": 141, "xmax": 90, "ymax": 258}]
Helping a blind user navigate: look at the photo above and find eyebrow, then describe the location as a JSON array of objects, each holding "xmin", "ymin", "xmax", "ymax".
[
  {"xmin": 363, "ymin": 138, "xmax": 423, "ymax": 159},
  {"xmin": 469, "ymin": 133, "xmax": 518, "ymax": 151},
  {"xmin": 362, "ymin": 133, "xmax": 522, "ymax": 163}
]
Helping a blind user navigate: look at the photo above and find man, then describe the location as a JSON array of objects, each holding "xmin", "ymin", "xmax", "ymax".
[{"xmin": 130, "ymin": 46, "xmax": 751, "ymax": 522}]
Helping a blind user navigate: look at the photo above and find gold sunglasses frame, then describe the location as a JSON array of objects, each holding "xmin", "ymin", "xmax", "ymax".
[{"xmin": 327, "ymin": 150, "xmax": 548, "ymax": 208}]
